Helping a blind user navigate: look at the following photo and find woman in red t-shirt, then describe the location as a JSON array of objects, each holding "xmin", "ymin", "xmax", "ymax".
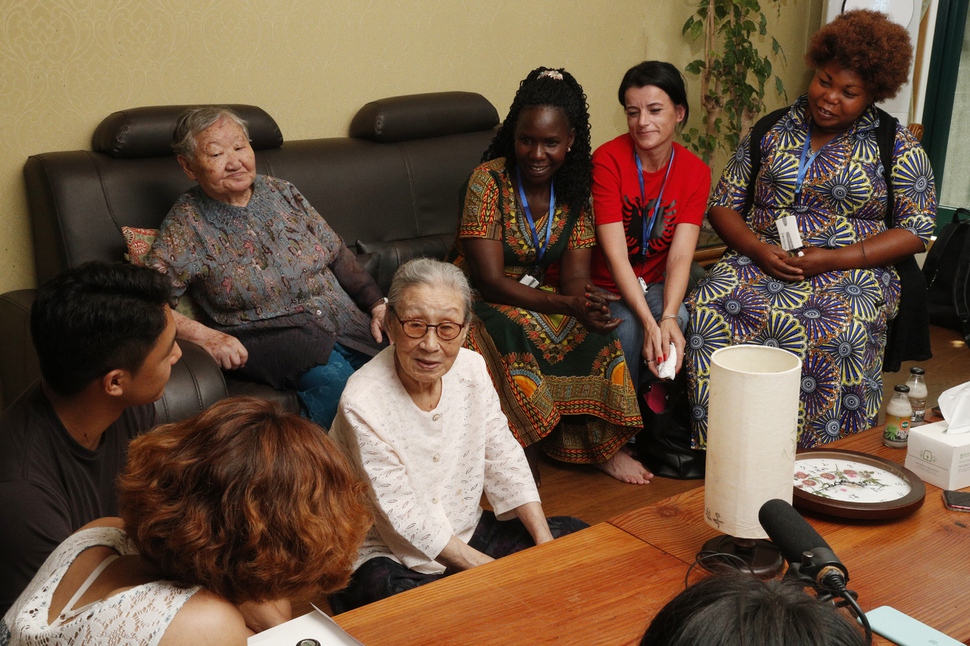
[{"xmin": 591, "ymin": 61, "xmax": 711, "ymax": 389}]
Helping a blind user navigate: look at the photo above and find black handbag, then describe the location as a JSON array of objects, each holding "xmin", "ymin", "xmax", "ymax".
[{"xmin": 635, "ymin": 369, "xmax": 705, "ymax": 480}]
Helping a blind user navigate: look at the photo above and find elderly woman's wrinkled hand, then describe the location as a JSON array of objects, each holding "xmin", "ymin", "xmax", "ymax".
[
  {"xmin": 370, "ymin": 300, "xmax": 387, "ymax": 344},
  {"xmin": 200, "ymin": 329, "xmax": 249, "ymax": 370}
]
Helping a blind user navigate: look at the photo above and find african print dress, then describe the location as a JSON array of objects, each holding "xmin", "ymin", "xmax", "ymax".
[
  {"xmin": 686, "ymin": 97, "xmax": 936, "ymax": 449},
  {"xmin": 449, "ymin": 158, "xmax": 641, "ymax": 464}
]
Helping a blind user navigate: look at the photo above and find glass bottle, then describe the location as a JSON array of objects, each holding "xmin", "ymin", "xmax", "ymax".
[
  {"xmin": 905, "ymin": 367, "xmax": 928, "ymax": 423},
  {"xmin": 883, "ymin": 384, "xmax": 913, "ymax": 448}
]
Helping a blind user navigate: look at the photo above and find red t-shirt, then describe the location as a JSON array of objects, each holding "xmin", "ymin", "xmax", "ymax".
[{"xmin": 590, "ymin": 135, "xmax": 710, "ymax": 292}]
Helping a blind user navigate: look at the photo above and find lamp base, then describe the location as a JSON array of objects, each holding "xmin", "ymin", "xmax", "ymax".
[{"xmin": 698, "ymin": 535, "xmax": 784, "ymax": 578}]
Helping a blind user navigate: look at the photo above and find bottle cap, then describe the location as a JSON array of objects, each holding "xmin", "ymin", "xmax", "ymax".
[
  {"xmin": 894, "ymin": 384, "xmax": 910, "ymax": 393},
  {"xmin": 909, "ymin": 366, "xmax": 925, "ymax": 375}
]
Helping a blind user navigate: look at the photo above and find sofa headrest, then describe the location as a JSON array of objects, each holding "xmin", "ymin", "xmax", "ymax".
[
  {"xmin": 91, "ymin": 105, "xmax": 284, "ymax": 159},
  {"xmin": 350, "ymin": 92, "xmax": 499, "ymax": 143}
]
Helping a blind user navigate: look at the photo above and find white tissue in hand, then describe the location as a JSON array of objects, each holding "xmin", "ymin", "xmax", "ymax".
[
  {"xmin": 658, "ymin": 342, "xmax": 677, "ymax": 380},
  {"xmin": 938, "ymin": 381, "xmax": 970, "ymax": 434}
]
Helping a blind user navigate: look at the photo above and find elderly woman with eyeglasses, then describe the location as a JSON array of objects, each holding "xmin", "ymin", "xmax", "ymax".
[{"xmin": 329, "ymin": 258, "xmax": 586, "ymax": 611}]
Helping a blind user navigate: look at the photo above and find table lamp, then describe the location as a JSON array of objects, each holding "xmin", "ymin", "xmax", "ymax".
[{"xmin": 700, "ymin": 345, "xmax": 802, "ymax": 576}]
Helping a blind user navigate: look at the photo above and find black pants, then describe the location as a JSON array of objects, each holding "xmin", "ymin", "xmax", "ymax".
[{"xmin": 330, "ymin": 511, "xmax": 588, "ymax": 613}]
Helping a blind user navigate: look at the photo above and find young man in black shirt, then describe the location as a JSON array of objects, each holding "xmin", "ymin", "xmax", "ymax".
[{"xmin": 0, "ymin": 262, "xmax": 181, "ymax": 615}]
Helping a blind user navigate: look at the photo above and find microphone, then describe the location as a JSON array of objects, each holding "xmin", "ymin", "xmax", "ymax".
[{"xmin": 758, "ymin": 499, "xmax": 849, "ymax": 590}]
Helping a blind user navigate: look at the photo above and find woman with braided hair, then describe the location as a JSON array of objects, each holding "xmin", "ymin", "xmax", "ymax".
[{"xmin": 448, "ymin": 67, "xmax": 649, "ymax": 484}]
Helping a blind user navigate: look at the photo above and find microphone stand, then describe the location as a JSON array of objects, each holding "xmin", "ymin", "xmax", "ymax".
[{"xmin": 784, "ymin": 551, "xmax": 873, "ymax": 645}]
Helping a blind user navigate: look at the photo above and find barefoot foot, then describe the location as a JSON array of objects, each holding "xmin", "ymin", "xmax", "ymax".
[{"xmin": 594, "ymin": 449, "xmax": 653, "ymax": 484}]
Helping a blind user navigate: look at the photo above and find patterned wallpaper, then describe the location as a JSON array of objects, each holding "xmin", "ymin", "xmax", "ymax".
[{"xmin": 0, "ymin": 0, "xmax": 818, "ymax": 293}]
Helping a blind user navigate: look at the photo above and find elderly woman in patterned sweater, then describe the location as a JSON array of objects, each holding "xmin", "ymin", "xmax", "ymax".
[
  {"xmin": 329, "ymin": 258, "xmax": 586, "ymax": 611},
  {"xmin": 147, "ymin": 106, "xmax": 386, "ymax": 428}
]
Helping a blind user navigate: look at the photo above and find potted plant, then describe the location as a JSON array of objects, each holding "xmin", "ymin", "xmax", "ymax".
[{"xmin": 681, "ymin": 0, "xmax": 787, "ymax": 165}]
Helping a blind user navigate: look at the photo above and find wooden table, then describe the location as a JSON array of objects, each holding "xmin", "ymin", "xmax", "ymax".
[
  {"xmin": 334, "ymin": 426, "xmax": 969, "ymax": 645},
  {"xmin": 336, "ymin": 523, "xmax": 690, "ymax": 645},
  {"xmin": 611, "ymin": 426, "xmax": 970, "ymax": 644}
]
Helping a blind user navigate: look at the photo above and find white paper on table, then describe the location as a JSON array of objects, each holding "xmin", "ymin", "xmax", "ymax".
[
  {"xmin": 247, "ymin": 605, "xmax": 363, "ymax": 646},
  {"xmin": 938, "ymin": 381, "xmax": 970, "ymax": 435}
]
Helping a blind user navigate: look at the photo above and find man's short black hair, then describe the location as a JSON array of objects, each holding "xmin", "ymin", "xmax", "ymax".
[{"xmin": 31, "ymin": 262, "xmax": 173, "ymax": 397}]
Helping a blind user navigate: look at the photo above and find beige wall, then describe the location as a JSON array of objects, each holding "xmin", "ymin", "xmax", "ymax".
[{"xmin": 0, "ymin": 0, "xmax": 820, "ymax": 293}]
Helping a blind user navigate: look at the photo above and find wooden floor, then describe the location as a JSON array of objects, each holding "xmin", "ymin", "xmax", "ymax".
[{"xmin": 530, "ymin": 324, "xmax": 970, "ymax": 527}]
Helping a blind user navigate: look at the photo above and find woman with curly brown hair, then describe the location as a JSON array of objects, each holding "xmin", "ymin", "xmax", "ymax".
[
  {"xmin": 685, "ymin": 10, "xmax": 937, "ymax": 449},
  {"xmin": 1, "ymin": 397, "xmax": 371, "ymax": 645}
]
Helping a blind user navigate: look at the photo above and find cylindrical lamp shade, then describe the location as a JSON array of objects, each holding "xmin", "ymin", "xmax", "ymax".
[{"xmin": 704, "ymin": 345, "xmax": 802, "ymax": 539}]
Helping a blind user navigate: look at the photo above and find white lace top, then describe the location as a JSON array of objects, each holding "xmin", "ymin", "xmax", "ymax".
[{"xmin": 1, "ymin": 526, "xmax": 200, "ymax": 646}]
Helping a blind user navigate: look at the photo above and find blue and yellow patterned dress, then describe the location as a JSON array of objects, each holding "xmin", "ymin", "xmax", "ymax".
[{"xmin": 686, "ymin": 97, "xmax": 936, "ymax": 448}]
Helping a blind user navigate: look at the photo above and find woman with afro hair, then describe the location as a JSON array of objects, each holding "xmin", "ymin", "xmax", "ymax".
[
  {"xmin": 685, "ymin": 10, "xmax": 937, "ymax": 449},
  {"xmin": 448, "ymin": 67, "xmax": 649, "ymax": 484}
]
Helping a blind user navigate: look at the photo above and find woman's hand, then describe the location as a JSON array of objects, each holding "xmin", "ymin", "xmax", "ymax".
[
  {"xmin": 641, "ymin": 319, "xmax": 663, "ymax": 379},
  {"xmin": 660, "ymin": 317, "xmax": 686, "ymax": 374},
  {"xmin": 436, "ymin": 535, "xmax": 495, "ymax": 573},
  {"xmin": 370, "ymin": 299, "xmax": 387, "ymax": 344},
  {"xmin": 513, "ymin": 501, "xmax": 554, "ymax": 546},
  {"xmin": 200, "ymin": 329, "xmax": 249, "ymax": 370},
  {"xmin": 786, "ymin": 246, "xmax": 837, "ymax": 278},
  {"xmin": 749, "ymin": 242, "xmax": 805, "ymax": 282},
  {"xmin": 575, "ymin": 286, "xmax": 621, "ymax": 334},
  {"xmin": 172, "ymin": 310, "xmax": 249, "ymax": 370}
]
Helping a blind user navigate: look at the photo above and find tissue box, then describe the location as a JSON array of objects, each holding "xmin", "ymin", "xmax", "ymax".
[{"xmin": 905, "ymin": 420, "xmax": 970, "ymax": 490}]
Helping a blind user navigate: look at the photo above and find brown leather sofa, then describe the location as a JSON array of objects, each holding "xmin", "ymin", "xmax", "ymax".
[{"xmin": 0, "ymin": 92, "xmax": 499, "ymax": 420}]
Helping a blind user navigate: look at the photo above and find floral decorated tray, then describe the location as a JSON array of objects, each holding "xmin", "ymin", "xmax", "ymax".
[{"xmin": 792, "ymin": 448, "xmax": 926, "ymax": 519}]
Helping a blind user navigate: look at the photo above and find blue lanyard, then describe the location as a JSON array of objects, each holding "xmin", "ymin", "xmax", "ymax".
[
  {"xmin": 635, "ymin": 146, "xmax": 675, "ymax": 258},
  {"xmin": 515, "ymin": 167, "xmax": 555, "ymax": 266},
  {"xmin": 794, "ymin": 124, "xmax": 818, "ymax": 202}
]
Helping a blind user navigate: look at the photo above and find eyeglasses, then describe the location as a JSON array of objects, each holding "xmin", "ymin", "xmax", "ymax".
[{"xmin": 393, "ymin": 311, "xmax": 465, "ymax": 341}]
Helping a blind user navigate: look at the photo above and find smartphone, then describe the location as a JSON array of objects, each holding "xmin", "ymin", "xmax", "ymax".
[
  {"xmin": 865, "ymin": 606, "xmax": 962, "ymax": 646},
  {"xmin": 942, "ymin": 489, "xmax": 970, "ymax": 512}
]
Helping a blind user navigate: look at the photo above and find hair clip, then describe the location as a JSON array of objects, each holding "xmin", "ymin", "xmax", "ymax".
[{"xmin": 538, "ymin": 69, "xmax": 564, "ymax": 81}]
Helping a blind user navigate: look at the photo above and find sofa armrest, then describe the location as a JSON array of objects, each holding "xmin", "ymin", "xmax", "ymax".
[
  {"xmin": 0, "ymin": 289, "xmax": 41, "ymax": 410},
  {"xmin": 153, "ymin": 340, "xmax": 229, "ymax": 424}
]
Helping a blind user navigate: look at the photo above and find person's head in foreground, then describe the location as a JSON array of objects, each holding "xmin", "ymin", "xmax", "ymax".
[
  {"xmin": 804, "ymin": 9, "xmax": 912, "ymax": 136},
  {"xmin": 120, "ymin": 396, "xmax": 372, "ymax": 606},
  {"xmin": 641, "ymin": 571, "xmax": 866, "ymax": 646}
]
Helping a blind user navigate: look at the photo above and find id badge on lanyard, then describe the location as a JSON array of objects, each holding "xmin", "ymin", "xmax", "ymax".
[
  {"xmin": 635, "ymin": 148, "xmax": 675, "ymax": 259},
  {"xmin": 516, "ymin": 167, "xmax": 554, "ymax": 288},
  {"xmin": 778, "ymin": 127, "xmax": 815, "ymax": 256}
]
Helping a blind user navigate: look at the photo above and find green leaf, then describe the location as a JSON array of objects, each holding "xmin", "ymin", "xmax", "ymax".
[{"xmin": 690, "ymin": 19, "xmax": 704, "ymax": 40}]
